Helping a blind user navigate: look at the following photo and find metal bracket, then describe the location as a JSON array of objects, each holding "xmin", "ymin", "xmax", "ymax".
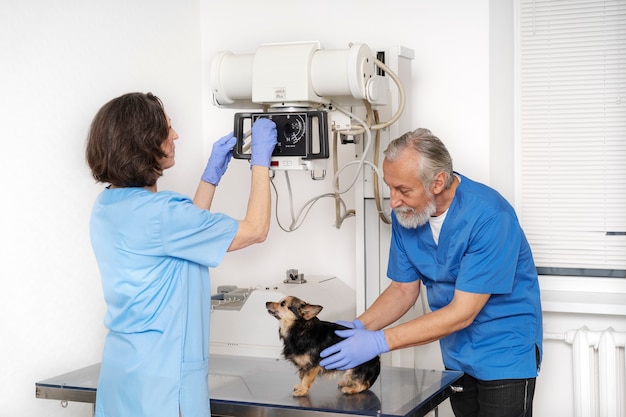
[{"xmin": 284, "ymin": 268, "xmax": 307, "ymax": 284}]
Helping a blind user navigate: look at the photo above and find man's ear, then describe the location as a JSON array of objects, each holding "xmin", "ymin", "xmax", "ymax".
[{"xmin": 430, "ymin": 171, "xmax": 448, "ymax": 195}]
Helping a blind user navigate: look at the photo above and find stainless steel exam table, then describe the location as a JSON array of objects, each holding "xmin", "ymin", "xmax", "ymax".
[{"xmin": 36, "ymin": 354, "xmax": 463, "ymax": 417}]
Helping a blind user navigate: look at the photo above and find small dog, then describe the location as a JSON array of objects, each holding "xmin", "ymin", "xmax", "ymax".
[{"xmin": 266, "ymin": 296, "xmax": 380, "ymax": 397}]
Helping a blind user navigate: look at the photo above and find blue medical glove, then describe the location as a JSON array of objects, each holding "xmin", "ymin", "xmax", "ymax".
[
  {"xmin": 319, "ymin": 328, "xmax": 389, "ymax": 371},
  {"xmin": 202, "ymin": 133, "xmax": 237, "ymax": 186},
  {"xmin": 335, "ymin": 319, "xmax": 365, "ymax": 329},
  {"xmin": 249, "ymin": 118, "xmax": 277, "ymax": 167}
]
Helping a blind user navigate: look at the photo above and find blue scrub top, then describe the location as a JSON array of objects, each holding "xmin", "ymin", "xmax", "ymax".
[
  {"xmin": 387, "ymin": 173, "xmax": 542, "ymax": 380},
  {"xmin": 89, "ymin": 187, "xmax": 238, "ymax": 417}
]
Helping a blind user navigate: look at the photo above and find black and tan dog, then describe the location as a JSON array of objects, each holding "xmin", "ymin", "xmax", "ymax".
[{"xmin": 265, "ymin": 295, "xmax": 380, "ymax": 397}]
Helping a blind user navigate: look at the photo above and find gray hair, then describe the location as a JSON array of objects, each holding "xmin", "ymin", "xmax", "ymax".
[{"xmin": 384, "ymin": 128, "xmax": 454, "ymax": 189}]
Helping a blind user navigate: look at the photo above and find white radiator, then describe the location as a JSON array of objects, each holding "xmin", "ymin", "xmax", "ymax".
[{"xmin": 546, "ymin": 327, "xmax": 626, "ymax": 417}]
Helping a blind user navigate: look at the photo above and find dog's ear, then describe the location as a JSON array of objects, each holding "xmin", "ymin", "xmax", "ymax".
[{"xmin": 299, "ymin": 304, "xmax": 323, "ymax": 320}]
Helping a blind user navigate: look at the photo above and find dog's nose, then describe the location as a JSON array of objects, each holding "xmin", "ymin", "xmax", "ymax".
[{"xmin": 265, "ymin": 301, "xmax": 271, "ymax": 308}]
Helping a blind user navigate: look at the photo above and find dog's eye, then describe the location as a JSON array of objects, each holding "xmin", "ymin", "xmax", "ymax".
[{"xmin": 280, "ymin": 300, "xmax": 286, "ymax": 307}]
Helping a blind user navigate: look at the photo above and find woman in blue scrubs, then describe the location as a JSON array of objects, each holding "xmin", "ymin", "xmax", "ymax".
[
  {"xmin": 85, "ymin": 92, "xmax": 277, "ymax": 417},
  {"xmin": 320, "ymin": 128, "xmax": 542, "ymax": 417}
]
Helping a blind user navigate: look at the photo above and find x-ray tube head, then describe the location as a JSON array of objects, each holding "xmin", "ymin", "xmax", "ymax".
[
  {"xmin": 210, "ymin": 51, "xmax": 254, "ymax": 105},
  {"xmin": 209, "ymin": 42, "xmax": 381, "ymax": 108},
  {"xmin": 252, "ymin": 42, "xmax": 324, "ymax": 106},
  {"xmin": 310, "ymin": 43, "xmax": 375, "ymax": 100}
]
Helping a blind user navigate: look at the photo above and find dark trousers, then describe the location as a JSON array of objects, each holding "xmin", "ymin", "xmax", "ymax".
[{"xmin": 448, "ymin": 373, "xmax": 536, "ymax": 417}]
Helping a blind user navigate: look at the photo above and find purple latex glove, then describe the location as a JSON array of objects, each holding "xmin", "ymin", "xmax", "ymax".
[
  {"xmin": 319, "ymin": 328, "xmax": 389, "ymax": 371},
  {"xmin": 202, "ymin": 133, "xmax": 237, "ymax": 185},
  {"xmin": 335, "ymin": 319, "xmax": 365, "ymax": 329},
  {"xmin": 250, "ymin": 118, "xmax": 277, "ymax": 167}
]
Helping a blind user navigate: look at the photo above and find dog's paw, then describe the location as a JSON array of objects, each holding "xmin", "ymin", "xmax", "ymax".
[
  {"xmin": 293, "ymin": 384, "xmax": 309, "ymax": 397},
  {"xmin": 339, "ymin": 381, "xmax": 369, "ymax": 395}
]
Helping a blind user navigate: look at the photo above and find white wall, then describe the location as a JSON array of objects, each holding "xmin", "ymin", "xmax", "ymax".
[
  {"xmin": 0, "ymin": 1, "xmax": 202, "ymax": 416},
  {"xmin": 5, "ymin": 1, "xmax": 593, "ymax": 417}
]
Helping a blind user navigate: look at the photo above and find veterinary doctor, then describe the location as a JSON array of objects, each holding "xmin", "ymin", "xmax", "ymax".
[
  {"xmin": 320, "ymin": 128, "xmax": 542, "ymax": 417},
  {"xmin": 86, "ymin": 92, "xmax": 277, "ymax": 417}
]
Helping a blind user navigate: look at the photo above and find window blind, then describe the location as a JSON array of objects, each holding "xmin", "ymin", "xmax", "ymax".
[{"xmin": 517, "ymin": 0, "xmax": 626, "ymax": 275}]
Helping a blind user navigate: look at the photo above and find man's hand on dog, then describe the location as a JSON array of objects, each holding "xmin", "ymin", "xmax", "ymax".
[
  {"xmin": 319, "ymin": 327, "xmax": 389, "ymax": 371},
  {"xmin": 335, "ymin": 319, "xmax": 365, "ymax": 330}
]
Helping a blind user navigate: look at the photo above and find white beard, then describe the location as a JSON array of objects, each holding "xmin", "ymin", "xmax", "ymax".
[{"xmin": 393, "ymin": 198, "xmax": 437, "ymax": 229}]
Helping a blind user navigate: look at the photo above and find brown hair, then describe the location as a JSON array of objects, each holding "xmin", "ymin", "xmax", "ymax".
[{"xmin": 86, "ymin": 92, "xmax": 168, "ymax": 187}]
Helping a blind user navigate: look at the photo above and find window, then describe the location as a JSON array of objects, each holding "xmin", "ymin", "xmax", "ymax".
[{"xmin": 517, "ymin": 0, "xmax": 626, "ymax": 277}]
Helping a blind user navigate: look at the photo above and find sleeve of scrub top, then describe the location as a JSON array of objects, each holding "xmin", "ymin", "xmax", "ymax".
[
  {"xmin": 455, "ymin": 210, "xmax": 521, "ymax": 295},
  {"xmin": 158, "ymin": 194, "xmax": 239, "ymax": 267}
]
